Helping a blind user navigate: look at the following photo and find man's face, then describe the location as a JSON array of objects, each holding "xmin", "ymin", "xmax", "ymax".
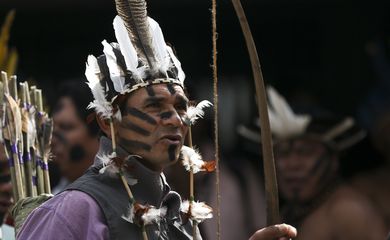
[
  {"xmin": 116, "ymin": 84, "xmax": 189, "ymax": 172},
  {"xmin": 275, "ymin": 138, "xmax": 335, "ymax": 202},
  {"xmin": 52, "ymin": 97, "xmax": 98, "ymax": 181}
]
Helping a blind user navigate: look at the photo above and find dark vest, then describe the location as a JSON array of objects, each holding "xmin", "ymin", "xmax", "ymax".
[{"xmin": 65, "ymin": 166, "xmax": 194, "ymax": 240}]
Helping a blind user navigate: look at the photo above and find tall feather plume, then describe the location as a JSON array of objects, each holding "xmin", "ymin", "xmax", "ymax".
[
  {"xmin": 113, "ymin": 16, "xmax": 143, "ymax": 82},
  {"xmin": 266, "ymin": 86, "xmax": 311, "ymax": 139},
  {"xmin": 114, "ymin": 0, "xmax": 160, "ymax": 75},
  {"xmin": 102, "ymin": 40, "xmax": 128, "ymax": 93},
  {"xmin": 148, "ymin": 17, "xmax": 170, "ymax": 75},
  {"xmin": 166, "ymin": 46, "xmax": 185, "ymax": 83},
  {"xmin": 85, "ymin": 55, "xmax": 114, "ymax": 120}
]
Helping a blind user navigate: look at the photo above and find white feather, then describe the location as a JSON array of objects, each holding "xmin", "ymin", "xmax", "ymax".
[
  {"xmin": 97, "ymin": 152, "xmax": 138, "ymax": 185},
  {"xmin": 142, "ymin": 206, "xmax": 167, "ymax": 225},
  {"xmin": 148, "ymin": 17, "xmax": 170, "ymax": 74},
  {"xmin": 181, "ymin": 200, "xmax": 213, "ymax": 223},
  {"xmin": 181, "ymin": 146, "xmax": 205, "ymax": 174},
  {"xmin": 166, "ymin": 46, "xmax": 185, "ymax": 83},
  {"xmin": 85, "ymin": 55, "xmax": 113, "ymax": 120},
  {"xmin": 113, "ymin": 16, "xmax": 143, "ymax": 83},
  {"xmin": 102, "ymin": 40, "xmax": 128, "ymax": 93},
  {"xmin": 185, "ymin": 100, "xmax": 212, "ymax": 125},
  {"xmin": 122, "ymin": 204, "xmax": 166, "ymax": 226},
  {"xmin": 266, "ymin": 86, "xmax": 311, "ymax": 139}
]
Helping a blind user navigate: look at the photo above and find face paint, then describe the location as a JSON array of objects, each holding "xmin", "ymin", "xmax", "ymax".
[
  {"xmin": 117, "ymin": 84, "xmax": 189, "ymax": 171},
  {"xmin": 0, "ymin": 174, "xmax": 11, "ymax": 183},
  {"xmin": 120, "ymin": 119, "xmax": 151, "ymax": 136},
  {"xmin": 146, "ymin": 85, "xmax": 155, "ymax": 97},
  {"xmin": 166, "ymin": 84, "xmax": 176, "ymax": 95},
  {"xmin": 69, "ymin": 145, "xmax": 86, "ymax": 163},
  {"xmin": 168, "ymin": 144, "xmax": 177, "ymax": 162},
  {"xmin": 119, "ymin": 137, "xmax": 152, "ymax": 152},
  {"xmin": 126, "ymin": 107, "xmax": 157, "ymax": 125}
]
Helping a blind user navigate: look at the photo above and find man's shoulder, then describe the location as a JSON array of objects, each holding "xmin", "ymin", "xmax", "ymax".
[
  {"xmin": 40, "ymin": 190, "xmax": 100, "ymax": 215},
  {"xmin": 326, "ymin": 184, "xmax": 373, "ymax": 213}
]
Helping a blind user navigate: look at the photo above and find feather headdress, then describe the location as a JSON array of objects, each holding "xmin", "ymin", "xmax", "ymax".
[
  {"xmin": 238, "ymin": 86, "xmax": 365, "ymax": 150},
  {"xmin": 85, "ymin": 0, "xmax": 186, "ymax": 119},
  {"xmin": 266, "ymin": 86, "xmax": 311, "ymax": 140}
]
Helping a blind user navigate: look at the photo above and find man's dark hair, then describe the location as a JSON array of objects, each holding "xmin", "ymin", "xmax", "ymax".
[{"xmin": 53, "ymin": 80, "xmax": 100, "ymax": 137}]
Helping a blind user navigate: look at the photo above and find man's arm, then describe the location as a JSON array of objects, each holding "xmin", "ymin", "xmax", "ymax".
[
  {"xmin": 249, "ymin": 224, "xmax": 297, "ymax": 240},
  {"xmin": 17, "ymin": 190, "xmax": 109, "ymax": 240}
]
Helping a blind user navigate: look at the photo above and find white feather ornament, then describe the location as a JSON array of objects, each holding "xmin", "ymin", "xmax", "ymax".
[
  {"xmin": 85, "ymin": 55, "xmax": 114, "ymax": 120},
  {"xmin": 97, "ymin": 153, "xmax": 138, "ymax": 185},
  {"xmin": 181, "ymin": 146, "xmax": 203, "ymax": 173},
  {"xmin": 122, "ymin": 203, "xmax": 167, "ymax": 225},
  {"xmin": 148, "ymin": 17, "xmax": 170, "ymax": 74},
  {"xmin": 184, "ymin": 100, "xmax": 213, "ymax": 126},
  {"xmin": 102, "ymin": 40, "xmax": 128, "ymax": 93},
  {"xmin": 142, "ymin": 206, "xmax": 167, "ymax": 225},
  {"xmin": 181, "ymin": 200, "xmax": 213, "ymax": 223},
  {"xmin": 266, "ymin": 86, "xmax": 311, "ymax": 139},
  {"xmin": 113, "ymin": 16, "xmax": 143, "ymax": 83},
  {"xmin": 181, "ymin": 146, "xmax": 215, "ymax": 174},
  {"xmin": 166, "ymin": 46, "xmax": 185, "ymax": 83}
]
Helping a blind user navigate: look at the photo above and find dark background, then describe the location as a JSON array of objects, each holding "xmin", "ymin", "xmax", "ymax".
[{"xmin": 1, "ymin": 0, "xmax": 389, "ymax": 112}]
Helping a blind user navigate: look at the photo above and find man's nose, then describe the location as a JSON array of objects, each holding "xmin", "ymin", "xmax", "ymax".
[{"xmin": 160, "ymin": 110, "xmax": 183, "ymax": 127}]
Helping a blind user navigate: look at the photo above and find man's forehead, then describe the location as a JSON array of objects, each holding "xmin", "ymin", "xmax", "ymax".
[{"xmin": 133, "ymin": 83, "xmax": 188, "ymax": 102}]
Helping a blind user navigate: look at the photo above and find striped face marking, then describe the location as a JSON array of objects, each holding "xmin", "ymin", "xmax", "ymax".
[
  {"xmin": 119, "ymin": 137, "xmax": 152, "ymax": 152},
  {"xmin": 166, "ymin": 84, "xmax": 176, "ymax": 95},
  {"xmin": 117, "ymin": 84, "xmax": 189, "ymax": 171},
  {"xmin": 126, "ymin": 107, "xmax": 157, "ymax": 126}
]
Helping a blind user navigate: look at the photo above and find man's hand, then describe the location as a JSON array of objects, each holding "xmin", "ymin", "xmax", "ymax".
[{"xmin": 249, "ymin": 224, "xmax": 297, "ymax": 240}]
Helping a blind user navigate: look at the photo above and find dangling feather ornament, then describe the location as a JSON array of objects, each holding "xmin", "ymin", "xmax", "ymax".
[
  {"xmin": 85, "ymin": 55, "xmax": 116, "ymax": 120},
  {"xmin": 181, "ymin": 146, "xmax": 216, "ymax": 174},
  {"xmin": 98, "ymin": 152, "xmax": 138, "ymax": 186},
  {"xmin": 266, "ymin": 86, "xmax": 311, "ymax": 139},
  {"xmin": 183, "ymin": 100, "xmax": 213, "ymax": 126},
  {"xmin": 181, "ymin": 200, "xmax": 213, "ymax": 224},
  {"xmin": 122, "ymin": 202, "xmax": 167, "ymax": 226}
]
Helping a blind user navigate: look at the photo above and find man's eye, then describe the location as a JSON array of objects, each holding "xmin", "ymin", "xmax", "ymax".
[
  {"xmin": 176, "ymin": 103, "xmax": 188, "ymax": 111},
  {"xmin": 145, "ymin": 102, "xmax": 161, "ymax": 108}
]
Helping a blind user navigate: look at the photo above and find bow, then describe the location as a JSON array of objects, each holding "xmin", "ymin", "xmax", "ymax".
[{"xmin": 231, "ymin": 0, "xmax": 280, "ymax": 226}]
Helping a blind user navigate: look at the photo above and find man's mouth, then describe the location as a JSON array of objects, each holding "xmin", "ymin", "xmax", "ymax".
[{"xmin": 160, "ymin": 134, "xmax": 182, "ymax": 145}]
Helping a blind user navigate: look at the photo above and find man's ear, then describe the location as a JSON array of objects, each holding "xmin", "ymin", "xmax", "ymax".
[{"xmin": 96, "ymin": 115, "xmax": 113, "ymax": 138}]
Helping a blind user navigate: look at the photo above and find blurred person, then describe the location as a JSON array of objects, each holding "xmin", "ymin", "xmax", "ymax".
[
  {"xmin": 240, "ymin": 86, "xmax": 387, "ymax": 240},
  {"xmin": 50, "ymin": 81, "xmax": 100, "ymax": 193},
  {"xmin": 352, "ymin": 39, "xmax": 390, "ymax": 227},
  {"xmin": 0, "ymin": 145, "xmax": 15, "ymax": 239}
]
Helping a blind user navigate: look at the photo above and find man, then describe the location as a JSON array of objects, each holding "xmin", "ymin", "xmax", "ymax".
[
  {"xmin": 51, "ymin": 81, "xmax": 100, "ymax": 193},
  {"xmin": 265, "ymin": 87, "xmax": 386, "ymax": 239},
  {"xmin": 17, "ymin": 1, "xmax": 296, "ymax": 239}
]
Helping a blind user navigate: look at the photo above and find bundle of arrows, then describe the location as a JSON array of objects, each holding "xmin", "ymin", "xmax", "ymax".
[{"xmin": 0, "ymin": 71, "xmax": 53, "ymax": 202}]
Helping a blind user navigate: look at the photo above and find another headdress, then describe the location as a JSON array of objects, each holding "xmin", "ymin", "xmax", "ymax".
[
  {"xmin": 85, "ymin": 0, "xmax": 185, "ymax": 120},
  {"xmin": 238, "ymin": 86, "xmax": 366, "ymax": 151}
]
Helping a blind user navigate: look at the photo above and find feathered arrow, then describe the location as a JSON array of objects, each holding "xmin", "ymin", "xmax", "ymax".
[{"xmin": 231, "ymin": 0, "xmax": 280, "ymax": 226}]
